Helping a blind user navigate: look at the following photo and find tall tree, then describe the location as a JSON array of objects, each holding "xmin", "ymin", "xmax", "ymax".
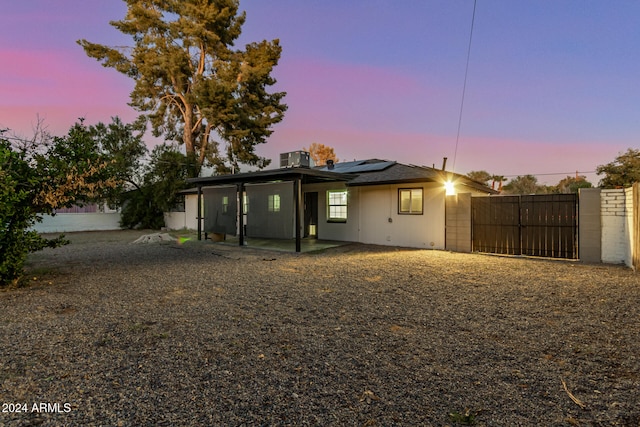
[
  {"xmin": 78, "ymin": 0, "xmax": 287, "ymax": 176},
  {"xmin": 304, "ymin": 142, "xmax": 339, "ymax": 166},
  {"xmin": 596, "ymin": 148, "xmax": 640, "ymax": 188}
]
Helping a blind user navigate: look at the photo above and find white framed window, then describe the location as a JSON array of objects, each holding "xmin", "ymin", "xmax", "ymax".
[
  {"xmin": 327, "ymin": 190, "xmax": 348, "ymax": 222},
  {"xmin": 268, "ymin": 194, "xmax": 281, "ymax": 212},
  {"xmin": 399, "ymin": 188, "xmax": 423, "ymax": 214}
]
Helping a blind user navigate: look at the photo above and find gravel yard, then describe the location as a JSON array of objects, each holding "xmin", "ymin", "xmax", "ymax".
[{"xmin": 1, "ymin": 230, "xmax": 640, "ymax": 426}]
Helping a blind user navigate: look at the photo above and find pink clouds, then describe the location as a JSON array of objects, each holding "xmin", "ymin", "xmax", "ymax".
[
  {"xmin": 259, "ymin": 125, "xmax": 622, "ymax": 186},
  {"xmin": 0, "ymin": 49, "xmax": 136, "ymax": 136},
  {"xmin": 258, "ymin": 56, "xmax": 626, "ymax": 185},
  {"xmin": 275, "ymin": 58, "xmax": 452, "ymax": 133},
  {"xmin": 1, "ymin": 49, "xmax": 133, "ymax": 106}
]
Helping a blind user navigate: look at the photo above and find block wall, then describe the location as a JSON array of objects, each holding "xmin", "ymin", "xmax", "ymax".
[
  {"xmin": 445, "ymin": 193, "xmax": 472, "ymax": 252},
  {"xmin": 578, "ymin": 188, "xmax": 601, "ymax": 263},
  {"xmin": 600, "ymin": 189, "xmax": 631, "ymax": 265}
]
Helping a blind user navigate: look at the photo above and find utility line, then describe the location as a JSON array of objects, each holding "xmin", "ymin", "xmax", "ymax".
[
  {"xmin": 452, "ymin": 0, "xmax": 477, "ymax": 172},
  {"xmin": 500, "ymin": 171, "xmax": 597, "ymax": 178}
]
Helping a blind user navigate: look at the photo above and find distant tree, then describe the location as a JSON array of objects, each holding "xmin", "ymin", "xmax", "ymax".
[
  {"xmin": 304, "ymin": 143, "xmax": 338, "ymax": 166},
  {"xmin": 596, "ymin": 148, "xmax": 640, "ymax": 188},
  {"xmin": 466, "ymin": 171, "xmax": 507, "ymax": 191},
  {"xmin": 491, "ymin": 175, "xmax": 506, "ymax": 192},
  {"xmin": 554, "ymin": 175, "xmax": 593, "ymax": 194},
  {"xmin": 502, "ymin": 175, "xmax": 547, "ymax": 195},
  {"xmin": 466, "ymin": 170, "xmax": 491, "ymax": 186},
  {"xmin": 78, "ymin": 0, "xmax": 287, "ymax": 176}
]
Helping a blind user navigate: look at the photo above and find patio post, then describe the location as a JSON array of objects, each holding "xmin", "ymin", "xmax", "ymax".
[
  {"xmin": 294, "ymin": 176, "xmax": 302, "ymax": 252},
  {"xmin": 197, "ymin": 184, "xmax": 202, "ymax": 241},
  {"xmin": 238, "ymin": 182, "xmax": 245, "ymax": 247}
]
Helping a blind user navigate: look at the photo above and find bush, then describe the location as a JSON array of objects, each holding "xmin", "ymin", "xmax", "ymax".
[
  {"xmin": 119, "ymin": 187, "xmax": 166, "ymax": 230},
  {"xmin": 0, "ymin": 139, "xmax": 67, "ymax": 286},
  {"xmin": 1, "ymin": 120, "xmax": 118, "ymax": 287}
]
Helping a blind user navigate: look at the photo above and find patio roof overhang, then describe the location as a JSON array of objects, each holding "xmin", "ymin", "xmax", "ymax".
[{"xmin": 187, "ymin": 167, "xmax": 352, "ymax": 252}]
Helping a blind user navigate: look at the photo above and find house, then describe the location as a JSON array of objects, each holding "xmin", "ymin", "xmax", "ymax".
[{"xmin": 185, "ymin": 153, "xmax": 496, "ymax": 252}]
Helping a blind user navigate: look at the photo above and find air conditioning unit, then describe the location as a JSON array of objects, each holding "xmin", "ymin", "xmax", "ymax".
[{"xmin": 280, "ymin": 151, "xmax": 311, "ymax": 168}]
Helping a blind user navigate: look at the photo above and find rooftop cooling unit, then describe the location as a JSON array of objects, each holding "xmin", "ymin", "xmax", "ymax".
[{"xmin": 280, "ymin": 151, "xmax": 311, "ymax": 168}]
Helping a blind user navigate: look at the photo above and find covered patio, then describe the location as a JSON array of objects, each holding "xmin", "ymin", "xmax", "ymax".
[{"xmin": 188, "ymin": 168, "xmax": 349, "ymax": 252}]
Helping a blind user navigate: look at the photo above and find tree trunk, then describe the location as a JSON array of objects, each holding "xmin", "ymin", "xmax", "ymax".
[{"xmin": 182, "ymin": 105, "xmax": 200, "ymax": 177}]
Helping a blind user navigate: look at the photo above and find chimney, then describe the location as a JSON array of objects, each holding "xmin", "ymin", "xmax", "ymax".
[
  {"xmin": 441, "ymin": 157, "xmax": 448, "ymax": 171},
  {"xmin": 326, "ymin": 159, "xmax": 335, "ymax": 170}
]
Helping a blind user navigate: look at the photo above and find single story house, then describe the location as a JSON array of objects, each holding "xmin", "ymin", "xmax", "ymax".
[{"xmin": 186, "ymin": 154, "xmax": 496, "ymax": 251}]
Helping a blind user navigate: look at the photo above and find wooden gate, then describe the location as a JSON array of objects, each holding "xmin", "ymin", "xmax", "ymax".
[{"xmin": 472, "ymin": 194, "xmax": 578, "ymax": 259}]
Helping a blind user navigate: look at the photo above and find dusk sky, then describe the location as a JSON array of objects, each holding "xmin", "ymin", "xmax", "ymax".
[{"xmin": 2, "ymin": 1, "xmax": 639, "ymax": 185}]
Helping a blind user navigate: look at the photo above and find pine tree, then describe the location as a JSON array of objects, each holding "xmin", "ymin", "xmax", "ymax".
[{"xmin": 78, "ymin": 0, "xmax": 287, "ymax": 176}]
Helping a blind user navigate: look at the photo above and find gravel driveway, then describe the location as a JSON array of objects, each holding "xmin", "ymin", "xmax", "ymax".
[{"xmin": 1, "ymin": 230, "xmax": 639, "ymax": 426}]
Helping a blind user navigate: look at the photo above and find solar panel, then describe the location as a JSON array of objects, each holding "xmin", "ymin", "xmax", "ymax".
[
  {"xmin": 346, "ymin": 161, "xmax": 396, "ymax": 172},
  {"xmin": 322, "ymin": 160, "xmax": 365, "ymax": 172},
  {"xmin": 319, "ymin": 160, "xmax": 395, "ymax": 173}
]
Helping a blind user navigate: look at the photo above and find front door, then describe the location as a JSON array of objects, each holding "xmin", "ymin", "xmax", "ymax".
[{"xmin": 304, "ymin": 192, "xmax": 318, "ymax": 238}]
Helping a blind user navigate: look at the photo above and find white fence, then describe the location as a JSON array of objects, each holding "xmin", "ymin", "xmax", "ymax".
[{"xmin": 33, "ymin": 212, "xmax": 122, "ymax": 233}]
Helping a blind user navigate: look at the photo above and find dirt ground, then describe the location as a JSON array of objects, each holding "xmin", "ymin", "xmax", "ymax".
[{"xmin": 1, "ymin": 230, "xmax": 639, "ymax": 426}]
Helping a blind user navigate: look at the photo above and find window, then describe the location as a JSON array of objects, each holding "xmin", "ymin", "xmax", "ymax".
[
  {"xmin": 243, "ymin": 194, "xmax": 249, "ymax": 213},
  {"xmin": 327, "ymin": 190, "xmax": 348, "ymax": 222},
  {"xmin": 222, "ymin": 196, "xmax": 229, "ymax": 213},
  {"xmin": 399, "ymin": 188, "xmax": 423, "ymax": 214},
  {"xmin": 268, "ymin": 194, "xmax": 281, "ymax": 212}
]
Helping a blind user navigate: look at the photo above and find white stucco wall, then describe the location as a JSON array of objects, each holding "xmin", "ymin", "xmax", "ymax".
[
  {"xmin": 600, "ymin": 189, "xmax": 631, "ymax": 265},
  {"xmin": 33, "ymin": 213, "xmax": 122, "ymax": 233},
  {"xmin": 164, "ymin": 194, "xmax": 200, "ymax": 231},
  {"xmin": 303, "ymin": 181, "xmax": 446, "ymax": 249},
  {"xmin": 358, "ymin": 183, "xmax": 445, "ymax": 249},
  {"xmin": 303, "ymin": 182, "xmax": 360, "ymax": 242}
]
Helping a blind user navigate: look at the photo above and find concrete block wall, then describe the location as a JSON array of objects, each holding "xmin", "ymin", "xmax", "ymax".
[
  {"xmin": 600, "ymin": 189, "xmax": 631, "ymax": 265},
  {"xmin": 445, "ymin": 193, "xmax": 472, "ymax": 252}
]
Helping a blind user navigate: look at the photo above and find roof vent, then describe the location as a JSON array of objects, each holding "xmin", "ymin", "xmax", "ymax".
[{"xmin": 326, "ymin": 159, "xmax": 335, "ymax": 170}]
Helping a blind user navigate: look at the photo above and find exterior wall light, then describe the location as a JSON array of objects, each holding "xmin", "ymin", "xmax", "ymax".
[{"xmin": 444, "ymin": 180, "xmax": 456, "ymax": 196}]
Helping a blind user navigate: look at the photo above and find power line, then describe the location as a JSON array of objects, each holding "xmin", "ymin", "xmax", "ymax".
[
  {"xmin": 501, "ymin": 171, "xmax": 596, "ymax": 178},
  {"xmin": 452, "ymin": 0, "xmax": 477, "ymax": 172}
]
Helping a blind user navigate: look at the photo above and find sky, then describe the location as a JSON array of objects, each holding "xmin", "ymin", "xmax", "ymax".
[{"xmin": 1, "ymin": 1, "xmax": 639, "ymax": 185}]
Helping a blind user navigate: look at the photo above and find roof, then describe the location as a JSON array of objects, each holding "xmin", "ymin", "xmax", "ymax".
[
  {"xmin": 341, "ymin": 162, "xmax": 497, "ymax": 193},
  {"xmin": 187, "ymin": 159, "xmax": 497, "ymax": 194},
  {"xmin": 187, "ymin": 166, "xmax": 350, "ymax": 186},
  {"xmin": 345, "ymin": 162, "xmax": 443, "ymax": 186}
]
